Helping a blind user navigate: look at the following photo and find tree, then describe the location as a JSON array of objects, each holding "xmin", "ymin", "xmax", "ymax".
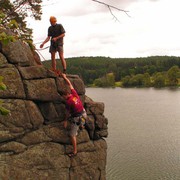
[
  {"xmin": 129, "ymin": 74, "xmax": 144, "ymax": 87},
  {"xmin": 121, "ymin": 75, "xmax": 131, "ymax": 87},
  {"xmin": 108, "ymin": 63, "xmax": 117, "ymax": 73},
  {"xmin": 93, "ymin": 78, "xmax": 104, "ymax": 87},
  {"xmin": 93, "ymin": 73, "xmax": 115, "ymax": 87},
  {"xmin": 153, "ymin": 72, "xmax": 165, "ymax": 88},
  {"xmin": 147, "ymin": 65, "xmax": 156, "ymax": 75},
  {"xmin": 106, "ymin": 73, "xmax": 115, "ymax": 86},
  {"xmin": 129, "ymin": 68, "xmax": 135, "ymax": 76},
  {"xmin": 92, "ymin": 0, "xmax": 130, "ymax": 22},
  {"xmin": 0, "ymin": 0, "xmax": 42, "ymax": 41},
  {"xmin": 143, "ymin": 73, "xmax": 151, "ymax": 87},
  {"xmin": 167, "ymin": 65, "xmax": 179, "ymax": 86}
]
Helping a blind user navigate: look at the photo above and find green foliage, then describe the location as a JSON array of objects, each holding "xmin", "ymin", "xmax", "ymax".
[
  {"xmin": 0, "ymin": 76, "xmax": 10, "ymax": 116},
  {"xmin": 43, "ymin": 56, "xmax": 180, "ymax": 87},
  {"xmin": 0, "ymin": 76, "xmax": 7, "ymax": 90},
  {"xmin": 0, "ymin": 12, "xmax": 17, "ymax": 45},
  {"xmin": 121, "ymin": 75, "xmax": 131, "ymax": 87},
  {"xmin": 0, "ymin": 31, "xmax": 16, "ymax": 45},
  {"xmin": 93, "ymin": 73, "xmax": 115, "ymax": 87},
  {"xmin": 122, "ymin": 73, "xmax": 151, "ymax": 87},
  {"xmin": 129, "ymin": 74, "xmax": 144, "ymax": 86},
  {"xmin": 143, "ymin": 73, "xmax": 151, "ymax": 87},
  {"xmin": 152, "ymin": 72, "xmax": 166, "ymax": 88},
  {"xmin": 0, "ymin": 0, "xmax": 42, "ymax": 42},
  {"xmin": 166, "ymin": 65, "xmax": 179, "ymax": 86},
  {"xmin": 106, "ymin": 73, "xmax": 115, "ymax": 86},
  {"xmin": 0, "ymin": 102, "xmax": 10, "ymax": 115}
]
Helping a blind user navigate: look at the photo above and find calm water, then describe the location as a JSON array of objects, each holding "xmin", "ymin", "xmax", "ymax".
[{"xmin": 86, "ymin": 87, "xmax": 180, "ymax": 180}]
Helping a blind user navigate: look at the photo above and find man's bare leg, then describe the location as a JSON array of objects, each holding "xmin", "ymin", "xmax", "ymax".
[
  {"xmin": 51, "ymin": 52, "xmax": 56, "ymax": 71},
  {"xmin": 59, "ymin": 51, "xmax": 66, "ymax": 73}
]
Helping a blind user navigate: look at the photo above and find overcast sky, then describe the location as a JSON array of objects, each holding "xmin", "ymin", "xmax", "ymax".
[{"xmin": 27, "ymin": 0, "xmax": 180, "ymax": 60}]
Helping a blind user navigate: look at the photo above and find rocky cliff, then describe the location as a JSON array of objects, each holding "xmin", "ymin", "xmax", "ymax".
[{"xmin": 0, "ymin": 37, "xmax": 108, "ymax": 179}]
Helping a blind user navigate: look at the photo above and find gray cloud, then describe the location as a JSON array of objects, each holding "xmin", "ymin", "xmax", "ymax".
[
  {"xmin": 32, "ymin": 0, "xmax": 180, "ymax": 59},
  {"xmin": 43, "ymin": 0, "xmax": 161, "ymax": 17},
  {"xmin": 57, "ymin": 0, "xmax": 135, "ymax": 17}
]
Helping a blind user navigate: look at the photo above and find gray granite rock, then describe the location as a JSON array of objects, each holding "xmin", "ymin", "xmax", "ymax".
[{"xmin": 0, "ymin": 34, "xmax": 108, "ymax": 179}]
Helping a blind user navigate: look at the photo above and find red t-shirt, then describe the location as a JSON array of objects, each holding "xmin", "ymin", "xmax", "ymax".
[{"xmin": 66, "ymin": 89, "xmax": 84, "ymax": 116}]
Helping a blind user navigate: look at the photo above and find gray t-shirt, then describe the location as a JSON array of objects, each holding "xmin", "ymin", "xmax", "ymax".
[{"xmin": 48, "ymin": 23, "xmax": 65, "ymax": 46}]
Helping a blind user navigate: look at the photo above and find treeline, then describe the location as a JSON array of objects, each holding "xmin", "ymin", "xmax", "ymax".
[{"xmin": 42, "ymin": 56, "xmax": 180, "ymax": 87}]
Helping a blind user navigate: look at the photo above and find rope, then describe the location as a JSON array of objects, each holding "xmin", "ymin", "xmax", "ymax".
[
  {"xmin": 35, "ymin": 48, "xmax": 47, "ymax": 61},
  {"xmin": 33, "ymin": 41, "xmax": 50, "ymax": 61}
]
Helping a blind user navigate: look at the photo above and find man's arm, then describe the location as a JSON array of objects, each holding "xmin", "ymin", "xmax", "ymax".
[
  {"xmin": 62, "ymin": 74, "xmax": 74, "ymax": 90},
  {"xmin": 40, "ymin": 36, "xmax": 50, "ymax": 48},
  {"xmin": 52, "ymin": 33, "xmax": 65, "ymax": 42}
]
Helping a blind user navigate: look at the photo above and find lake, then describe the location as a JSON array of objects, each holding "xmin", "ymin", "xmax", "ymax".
[{"xmin": 86, "ymin": 87, "xmax": 180, "ymax": 180}]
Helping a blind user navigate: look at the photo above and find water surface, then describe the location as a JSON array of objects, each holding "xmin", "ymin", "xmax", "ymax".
[{"xmin": 86, "ymin": 87, "xmax": 180, "ymax": 180}]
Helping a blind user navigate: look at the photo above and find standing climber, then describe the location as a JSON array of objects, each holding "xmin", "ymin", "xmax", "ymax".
[
  {"xmin": 61, "ymin": 73, "xmax": 87, "ymax": 157},
  {"xmin": 40, "ymin": 16, "xmax": 66, "ymax": 75}
]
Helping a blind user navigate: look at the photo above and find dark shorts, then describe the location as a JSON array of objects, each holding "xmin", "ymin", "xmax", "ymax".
[{"xmin": 49, "ymin": 45, "xmax": 64, "ymax": 53}]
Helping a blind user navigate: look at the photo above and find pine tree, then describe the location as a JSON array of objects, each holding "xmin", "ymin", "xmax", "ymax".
[{"xmin": 0, "ymin": 0, "xmax": 42, "ymax": 41}]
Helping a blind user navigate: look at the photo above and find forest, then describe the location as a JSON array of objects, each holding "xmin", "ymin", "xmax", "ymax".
[{"xmin": 42, "ymin": 56, "xmax": 180, "ymax": 88}]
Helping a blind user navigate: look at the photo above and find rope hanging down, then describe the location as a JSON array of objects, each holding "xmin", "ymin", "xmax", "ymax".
[
  {"xmin": 34, "ymin": 40, "xmax": 49, "ymax": 61},
  {"xmin": 35, "ymin": 48, "xmax": 47, "ymax": 61}
]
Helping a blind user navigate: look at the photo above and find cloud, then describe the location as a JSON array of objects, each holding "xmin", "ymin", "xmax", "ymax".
[{"xmin": 30, "ymin": 0, "xmax": 180, "ymax": 60}]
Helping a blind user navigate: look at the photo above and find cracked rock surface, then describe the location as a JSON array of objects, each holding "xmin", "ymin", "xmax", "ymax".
[{"xmin": 0, "ymin": 33, "xmax": 108, "ymax": 179}]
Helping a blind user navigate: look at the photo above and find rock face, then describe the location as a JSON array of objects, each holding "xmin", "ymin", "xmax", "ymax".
[{"xmin": 0, "ymin": 38, "xmax": 108, "ymax": 179}]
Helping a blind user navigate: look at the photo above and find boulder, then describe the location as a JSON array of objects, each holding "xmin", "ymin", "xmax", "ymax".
[{"xmin": 0, "ymin": 35, "xmax": 108, "ymax": 179}]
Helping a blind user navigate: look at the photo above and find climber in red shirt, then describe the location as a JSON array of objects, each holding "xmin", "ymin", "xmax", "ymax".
[{"xmin": 61, "ymin": 74, "xmax": 87, "ymax": 157}]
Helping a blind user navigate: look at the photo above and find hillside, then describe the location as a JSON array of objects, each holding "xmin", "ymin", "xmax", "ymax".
[{"xmin": 42, "ymin": 56, "xmax": 180, "ymax": 87}]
